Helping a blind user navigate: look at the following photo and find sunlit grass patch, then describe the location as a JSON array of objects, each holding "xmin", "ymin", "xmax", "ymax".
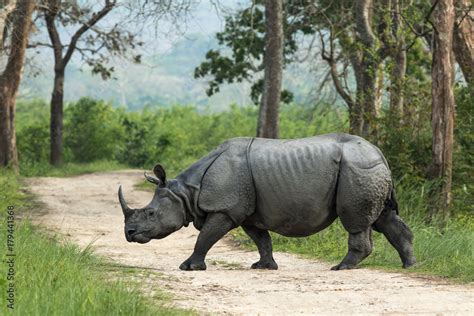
[
  {"xmin": 232, "ymin": 181, "xmax": 474, "ymax": 283},
  {"xmin": 20, "ymin": 160, "xmax": 127, "ymax": 177},
  {"xmin": 0, "ymin": 171, "xmax": 192, "ymax": 315}
]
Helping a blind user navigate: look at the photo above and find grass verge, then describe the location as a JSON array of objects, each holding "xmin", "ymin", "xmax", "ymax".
[
  {"xmin": 128, "ymin": 170, "xmax": 474, "ymax": 283},
  {"xmin": 20, "ymin": 160, "xmax": 128, "ymax": 177},
  {"xmin": 232, "ymin": 182, "xmax": 474, "ymax": 283},
  {"xmin": 0, "ymin": 170, "xmax": 192, "ymax": 315}
]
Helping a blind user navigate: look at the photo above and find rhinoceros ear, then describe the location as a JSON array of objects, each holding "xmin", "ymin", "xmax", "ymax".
[{"xmin": 153, "ymin": 164, "xmax": 166, "ymax": 184}]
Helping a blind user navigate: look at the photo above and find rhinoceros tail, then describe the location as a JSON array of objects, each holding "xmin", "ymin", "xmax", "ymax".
[
  {"xmin": 373, "ymin": 184, "xmax": 399, "ymax": 233},
  {"xmin": 386, "ymin": 184, "xmax": 399, "ymax": 215}
]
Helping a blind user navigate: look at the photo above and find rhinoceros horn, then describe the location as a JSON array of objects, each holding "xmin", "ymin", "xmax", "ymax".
[{"xmin": 118, "ymin": 186, "xmax": 133, "ymax": 216}]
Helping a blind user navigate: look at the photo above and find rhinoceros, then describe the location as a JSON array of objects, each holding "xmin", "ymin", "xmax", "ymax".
[{"xmin": 118, "ymin": 133, "xmax": 416, "ymax": 271}]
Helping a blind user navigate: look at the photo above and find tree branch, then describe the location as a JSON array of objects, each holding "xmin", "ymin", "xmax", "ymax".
[
  {"xmin": 355, "ymin": 0, "xmax": 377, "ymax": 47},
  {"xmin": 27, "ymin": 41, "xmax": 56, "ymax": 49},
  {"xmin": 318, "ymin": 30, "xmax": 354, "ymax": 109},
  {"xmin": 44, "ymin": 0, "xmax": 63, "ymax": 68},
  {"xmin": 62, "ymin": 0, "xmax": 116, "ymax": 66},
  {"xmin": 454, "ymin": 3, "xmax": 473, "ymax": 29}
]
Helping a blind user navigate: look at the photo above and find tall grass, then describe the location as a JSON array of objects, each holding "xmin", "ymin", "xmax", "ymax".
[
  {"xmin": 233, "ymin": 181, "xmax": 474, "ymax": 282},
  {"xmin": 20, "ymin": 160, "xmax": 127, "ymax": 177},
  {"xmin": 0, "ymin": 171, "xmax": 191, "ymax": 315}
]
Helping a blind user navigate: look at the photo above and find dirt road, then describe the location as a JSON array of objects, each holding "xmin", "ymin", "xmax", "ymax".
[{"xmin": 28, "ymin": 170, "xmax": 473, "ymax": 315}]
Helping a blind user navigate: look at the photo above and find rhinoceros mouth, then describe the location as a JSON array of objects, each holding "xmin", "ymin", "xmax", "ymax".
[
  {"xmin": 129, "ymin": 232, "xmax": 151, "ymax": 244},
  {"xmin": 153, "ymin": 231, "xmax": 173, "ymax": 239}
]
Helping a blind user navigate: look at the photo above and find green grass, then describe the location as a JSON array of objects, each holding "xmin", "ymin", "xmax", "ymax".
[
  {"xmin": 136, "ymin": 168, "xmax": 474, "ymax": 282},
  {"xmin": 0, "ymin": 170, "xmax": 192, "ymax": 315},
  {"xmin": 20, "ymin": 160, "xmax": 127, "ymax": 177},
  {"xmin": 134, "ymin": 180, "xmax": 156, "ymax": 192},
  {"xmin": 232, "ymin": 182, "xmax": 474, "ymax": 283}
]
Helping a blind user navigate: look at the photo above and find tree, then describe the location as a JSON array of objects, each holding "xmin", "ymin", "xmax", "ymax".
[
  {"xmin": 352, "ymin": 0, "xmax": 383, "ymax": 136},
  {"xmin": 195, "ymin": 1, "xmax": 436, "ymax": 138},
  {"xmin": 0, "ymin": 0, "xmax": 35, "ymax": 172},
  {"xmin": 453, "ymin": 0, "xmax": 473, "ymax": 86},
  {"xmin": 318, "ymin": 0, "xmax": 399, "ymax": 136},
  {"xmin": 429, "ymin": 0, "xmax": 455, "ymax": 219},
  {"xmin": 194, "ymin": 1, "xmax": 303, "ymax": 107},
  {"xmin": 257, "ymin": 0, "xmax": 283, "ymax": 138},
  {"xmin": 388, "ymin": 0, "xmax": 407, "ymax": 117},
  {"xmin": 37, "ymin": 0, "xmax": 140, "ymax": 165},
  {"xmin": 195, "ymin": 1, "xmax": 394, "ymax": 137}
]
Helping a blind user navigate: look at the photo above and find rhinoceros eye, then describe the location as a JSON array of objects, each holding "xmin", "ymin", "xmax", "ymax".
[{"xmin": 148, "ymin": 210, "xmax": 155, "ymax": 217}]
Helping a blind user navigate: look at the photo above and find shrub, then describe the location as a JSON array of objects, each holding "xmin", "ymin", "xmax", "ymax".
[{"xmin": 64, "ymin": 98, "xmax": 124, "ymax": 163}]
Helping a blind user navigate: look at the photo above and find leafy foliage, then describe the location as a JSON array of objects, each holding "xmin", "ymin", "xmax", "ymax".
[
  {"xmin": 64, "ymin": 98, "xmax": 123, "ymax": 162},
  {"xmin": 16, "ymin": 99, "xmax": 346, "ymax": 177},
  {"xmin": 32, "ymin": 0, "xmax": 142, "ymax": 80},
  {"xmin": 194, "ymin": 0, "xmax": 317, "ymax": 104}
]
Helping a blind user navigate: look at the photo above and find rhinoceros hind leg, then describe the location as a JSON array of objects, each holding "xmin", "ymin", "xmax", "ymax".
[
  {"xmin": 242, "ymin": 225, "xmax": 278, "ymax": 270},
  {"xmin": 373, "ymin": 209, "xmax": 416, "ymax": 268},
  {"xmin": 331, "ymin": 227, "xmax": 373, "ymax": 270},
  {"xmin": 179, "ymin": 213, "xmax": 235, "ymax": 271}
]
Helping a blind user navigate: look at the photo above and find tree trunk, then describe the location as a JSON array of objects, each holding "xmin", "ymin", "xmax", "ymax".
[
  {"xmin": 389, "ymin": 0, "xmax": 406, "ymax": 117},
  {"xmin": 353, "ymin": 0, "xmax": 380, "ymax": 137},
  {"xmin": 0, "ymin": 0, "xmax": 34, "ymax": 172},
  {"xmin": 356, "ymin": 69, "xmax": 379, "ymax": 138},
  {"xmin": 257, "ymin": 0, "xmax": 283, "ymax": 139},
  {"xmin": 390, "ymin": 48, "xmax": 407, "ymax": 117},
  {"xmin": 453, "ymin": 0, "xmax": 474, "ymax": 85},
  {"xmin": 374, "ymin": 64, "xmax": 384, "ymax": 117},
  {"xmin": 50, "ymin": 67, "xmax": 65, "ymax": 166},
  {"xmin": 346, "ymin": 56, "xmax": 364, "ymax": 135},
  {"xmin": 429, "ymin": 0, "xmax": 455, "ymax": 219}
]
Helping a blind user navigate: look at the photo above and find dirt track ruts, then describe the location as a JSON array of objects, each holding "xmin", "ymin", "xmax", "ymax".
[{"xmin": 28, "ymin": 170, "xmax": 474, "ymax": 315}]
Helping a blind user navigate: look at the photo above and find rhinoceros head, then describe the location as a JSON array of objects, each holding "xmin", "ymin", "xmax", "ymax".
[{"xmin": 118, "ymin": 164, "xmax": 186, "ymax": 244}]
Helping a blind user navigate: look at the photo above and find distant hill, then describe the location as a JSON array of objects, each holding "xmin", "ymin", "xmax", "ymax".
[{"xmin": 19, "ymin": 33, "xmax": 337, "ymax": 111}]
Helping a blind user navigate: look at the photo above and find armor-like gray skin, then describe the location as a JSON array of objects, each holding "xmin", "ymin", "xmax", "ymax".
[{"xmin": 119, "ymin": 133, "xmax": 416, "ymax": 271}]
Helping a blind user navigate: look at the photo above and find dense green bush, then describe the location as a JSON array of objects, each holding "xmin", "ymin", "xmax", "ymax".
[
  {"xmin": 65, "ymin": 98, "xmax": 124, "ymax": 162},
  {"xmin": 16, "ymin": 99, "xmax": 346, "ymax": 177},
  {"xmin": 16, "ymin": 100, "xmax": 50, "ymax": 165}
]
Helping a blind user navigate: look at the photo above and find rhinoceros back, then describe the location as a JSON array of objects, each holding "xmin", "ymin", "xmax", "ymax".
[{"xmin": 248, "ymin": 135, "xmax": 343, "ymax": 236}]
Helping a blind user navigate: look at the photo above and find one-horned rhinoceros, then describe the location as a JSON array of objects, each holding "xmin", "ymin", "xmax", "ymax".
[{"xmin": 118, "ymin": 133, "xmax": 416, "ymax": 271}]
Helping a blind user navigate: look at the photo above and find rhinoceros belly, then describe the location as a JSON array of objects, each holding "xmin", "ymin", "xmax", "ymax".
[{"xmin": 248, "ymin": 136, "xmax": 341, "ymax": 237}]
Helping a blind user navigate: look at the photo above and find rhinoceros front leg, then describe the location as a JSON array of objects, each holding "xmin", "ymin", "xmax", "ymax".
[
  {"xmin": 242, "ymin": 225, "xmax": 278, "ymax": 270},
  {"xmin": 179, "ymin": 213, "xmax": 235, "ymax": 271}
]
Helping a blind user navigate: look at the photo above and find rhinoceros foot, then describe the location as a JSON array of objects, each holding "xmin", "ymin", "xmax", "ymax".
[
  {"xmin": 330, "ymin": 263, "xmax": 358, "ymax": 271},
  {"xmin": 251, "ymin": 259, "xmax": 278, "ymax": 270},
  {"xmin": 179, "ymin": 258, "xmax": 207, "ymax": 271},
  {"xmin": 402, "ymin": 257, "xmax": 416, "ymax": 269}
]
